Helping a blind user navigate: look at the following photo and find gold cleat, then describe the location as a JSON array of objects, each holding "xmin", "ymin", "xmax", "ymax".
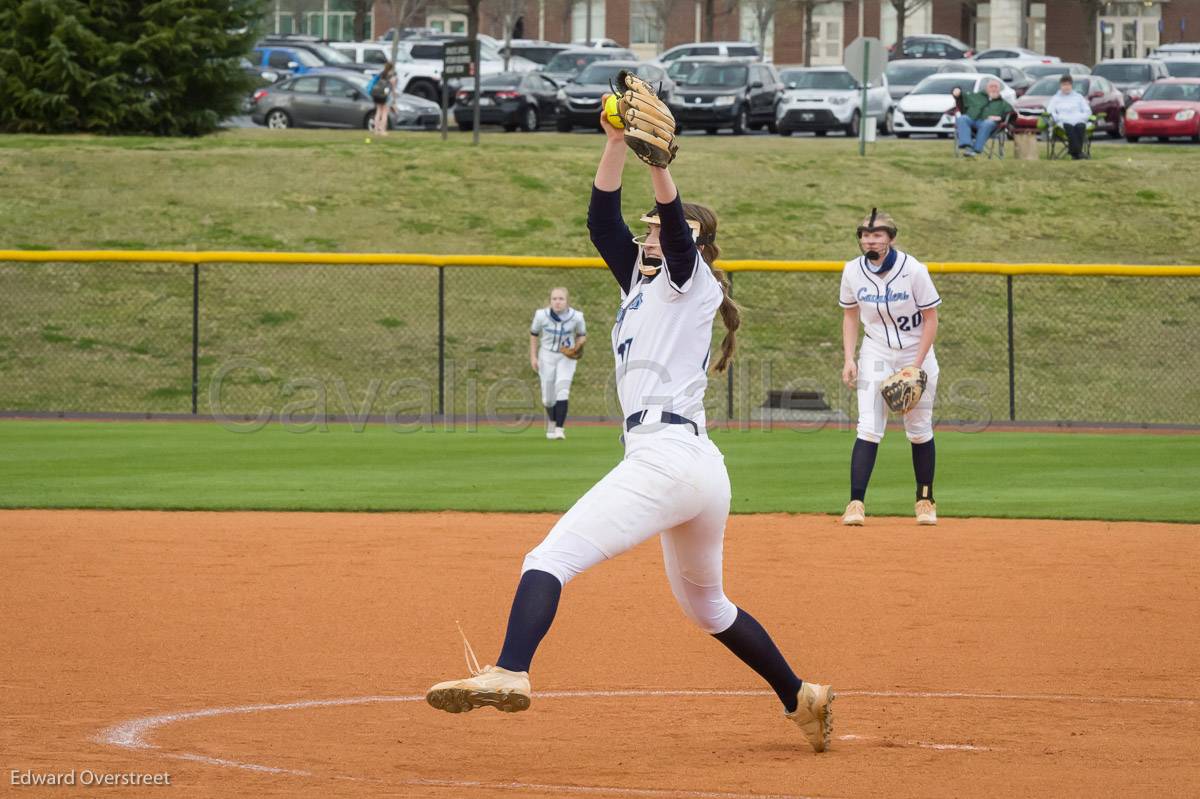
[{"xmin": 786, "ymin": 682, "xmax": 834, "ymax": 752}]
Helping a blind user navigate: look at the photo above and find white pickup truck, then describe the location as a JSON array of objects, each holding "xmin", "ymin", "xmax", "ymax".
[{"xmin": 331, "ymin": 42, "xmax": 444, "ymax": 102}]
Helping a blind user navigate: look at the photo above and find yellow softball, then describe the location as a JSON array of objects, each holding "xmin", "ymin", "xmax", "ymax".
[{"xmin": 604, "ymin": 94, "xmax": 624, "ymax": 129}]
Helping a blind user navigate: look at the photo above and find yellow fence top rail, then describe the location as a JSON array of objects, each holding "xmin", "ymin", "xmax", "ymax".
[{"xmin": 2, "ymin": 250, "xmax": 1199, "ymax": 278}]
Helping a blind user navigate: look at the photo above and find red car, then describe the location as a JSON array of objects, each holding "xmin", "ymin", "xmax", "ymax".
[
  {"xmin": 1125, "ymin": 78, "xmax": 1200, "ymax": 142},
  {"xmin": 1013, "ymin": 74, "xmax": 1126, "ymax": 136}
]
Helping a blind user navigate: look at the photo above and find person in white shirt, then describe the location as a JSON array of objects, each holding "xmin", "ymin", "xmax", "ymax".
[
  {"xmin": 1045, "ymin": 74, "xmax": 1092, "ymax": 160},
  {"xmin": 530, "ymin": 288, "xmax": 587, "ymax": 440},
  {"xmin": 838, "ymin": 209, "xmax": 941, "ymax": 527}
]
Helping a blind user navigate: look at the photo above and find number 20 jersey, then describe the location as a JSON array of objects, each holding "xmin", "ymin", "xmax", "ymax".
[{"xmin": 838, "ymin": 250, "xmax": 942, "ymax": 351}]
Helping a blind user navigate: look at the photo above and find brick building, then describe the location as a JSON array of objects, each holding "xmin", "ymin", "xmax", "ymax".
[{"xmin": 271, "ymin": 1, "xmax": 1200, "ymax": 67}]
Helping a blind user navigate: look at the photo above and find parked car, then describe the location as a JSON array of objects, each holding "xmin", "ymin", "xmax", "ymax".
[
  {"xmin": 329, "ymin": 41, "xmax": 444, "ymax": 102},
  {"xmin": 888, "ymin": 34, "xmax": 974, "ymax": 61},
  {"xmin": 500, "ymin": 40, "xmax": 570, "ymax": 66},
  {"xmin": 248, "ymin": 46, "xmax": 327, "ymax": 79},
  {"xmin": 973, "ymin": 62, "xmax": 1035, "ymax": 97},
  {"xmin": 453, "ymin": 72, "xmax": 559, "ymax": 131},
  {"xmin": 257, "ymin": 37, "xmax": 375, "ymax": 74},
  {"xmin": 972, "ymin": 47, "xmax": 1059, "ymax": 63},
  {"xmin": 1152, "ymin": 43, "xmax": 1200, "ymax": 57},
  {"xmin": 396, "ymin": 38, "xmax": 540, "ymax": 76},
  {"xmin": 1124, "ymin": 77, "xmax": 1200, "ymax": 142},
  {"xmin": 1091, "ymin": 58, "xmax": 1170, "ymax": 105},
  {"xmin": 884, "ymin": 58, "xmax": 976, "ymax": 101},
  {"xmin": 1013, "ymin": 75, "xmax": 1126, "ymax": 137},
  {"xmin": 555, "ymin": 61, "xmax": 672, "ymax": 131},
  {"xmin": 655, "ymin": 41, "xmax": 762, "ymax": 66},
  {"xmin": 775, "ymin": 66, "xmax": 892, "ymax": 136},
  {"xmin": 572, "ymin": 38, "xmax": 623, "ymax": 48},
  {"xmin": 892, "ymin": 72, "xmax": 1015, "ymax": 138},
  {"xmin": 250, "ymin": 71, "xmax": 440, "ymax": 131},
  {"xmin": 669, "ymin": 60, "xmax": 783, "ymax": 134},
  {"xmin": 1022, "ymin": 62, "xmax": 1091, "ymax": 80},
  {"xmin": 540, "ymin": 46, "xmax": 637, "ymax": 85},
  {"xmin": 1160, "ymin": 57, "xmax": 1200, "ymax": 78}
]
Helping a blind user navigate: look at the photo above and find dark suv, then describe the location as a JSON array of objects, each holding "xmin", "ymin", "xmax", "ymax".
[
  {"xmin": 888, "ymin": 34, "xmax": 974, "ymax": 61},
  {"xmin": 1091, "ymin": 58, "xmax": 1171, "ymax": 105},
  {"xmin": 669, "ymin": 60, "xmax": 782, "ymax": 134}
]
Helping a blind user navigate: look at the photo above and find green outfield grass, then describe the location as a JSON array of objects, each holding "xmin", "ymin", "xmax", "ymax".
[{"xmin": 0, "ymin": 420, "xmax": 1195, "ymax": 522}]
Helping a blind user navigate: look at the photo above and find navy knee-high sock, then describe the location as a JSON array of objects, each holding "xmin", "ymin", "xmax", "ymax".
[
  {"xmin": 495, "ymin": 569, "xmax": 562, "ymax": 673},
  {"xmin": 713, "ymin": 608, "xmax": 804, "ymax": 713},
  {"xmin": 553, "ymin": 400, "xmax": 568, "ymax": 428},
  {"xmin": 850, "ymin": 438, "xmax": 880, "ymax": 502},
  {"xmin": 912, "ymin": 438, "xmax": 935, "ymax": 501},
  {"xmin": 545, "ymin": 406, "xmax": 555, "ymax": 421}
]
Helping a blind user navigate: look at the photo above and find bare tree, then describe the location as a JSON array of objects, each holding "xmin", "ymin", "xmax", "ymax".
[
  {"xmin": 487, "ymin": 0, "xmax": 527, "ymax": 67},
  {"xmin": 1075, "ymin": 0, "xmax": 1104, "ymax": 66},
  {"xmin": 380, "ymin": 0, "xmax": 435, "ymax": 41},
  {"xmin": 701, "ymin": 0, "xmax": 739, "ymax": 42},
  {"xmin": 647, "ymin": 0, "xmax": 683, "ymax": 52},
  {"xmin": 887, "ymin": 0, "xmax": 931, "ymax": 49},
  {"xmin": 352, "ymin": 0, "xmax": 373, "ymax": 40},
  {"xmin": 740, "ymin": 0, "xmax": 778, "ymax": 55}
]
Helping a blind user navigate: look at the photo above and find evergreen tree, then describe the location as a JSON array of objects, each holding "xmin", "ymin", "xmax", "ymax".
[{"xmin": 0, "ymin": 0, "xmax": 265, "ymax": 135}]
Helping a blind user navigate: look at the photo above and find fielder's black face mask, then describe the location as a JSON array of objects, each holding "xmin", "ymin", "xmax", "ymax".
[{"xmin": 856, "ymin": 207, "xmax": 897, "ymax": 261}]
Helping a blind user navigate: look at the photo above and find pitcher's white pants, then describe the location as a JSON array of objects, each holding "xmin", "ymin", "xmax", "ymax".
[
  {"xmin": 522, "ymin": 427, "xmax": 738, "ymax": 634},
  {"xmin": 538, "ymin": 349, "xmax": 577, "ymax": 406},
  {"xmin": 856, "ymin": 335, "xmax": 939, "ymax": 444}
]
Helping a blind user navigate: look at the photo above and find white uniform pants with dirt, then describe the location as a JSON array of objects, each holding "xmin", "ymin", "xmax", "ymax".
[
  {"xmin": 522, "ymin": 426, "xmax": 738, "ymax": 634},
  {"xmin": 856, "ymin": 335, "xmax": 938, "ymax": 444},
  {"xmin": 538, "ymin": 349, "xmax": 577, "ymax": 407}
]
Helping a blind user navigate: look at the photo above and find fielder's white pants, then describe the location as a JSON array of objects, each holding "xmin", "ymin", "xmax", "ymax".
[
  {"xmin": 522, "ymin": 427, "xmax": 738, "ymax": 635},
  {"xmin": 856, "ymin": 335, "xmax": 939, "ymax": 444},
  {"xmin": 537, "ymin": 349, "xmax": 577, "ymax": 406}
]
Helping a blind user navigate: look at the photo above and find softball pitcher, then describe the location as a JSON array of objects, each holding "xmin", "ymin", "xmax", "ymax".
[
  {"xmin": 427, "ymin": 74, "xmax": 834, "ymax": 753},
  {"xmin": 839, "ymin": 210, "xmax": 941, "ymax": 526},
  {"xmin": 530, "ymin": 288, "xmax": 587, "ymax": 440}
]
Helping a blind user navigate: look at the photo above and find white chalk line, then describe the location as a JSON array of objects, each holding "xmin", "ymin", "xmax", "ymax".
[{"xmin": 97, "ymin": 688, "xmax": 1200, "ymax": 798}]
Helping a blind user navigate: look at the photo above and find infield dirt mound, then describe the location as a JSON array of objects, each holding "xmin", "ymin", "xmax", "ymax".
[{"xmin": 3, "ymin": 510, "xmax": 1198, "ymax": 798}]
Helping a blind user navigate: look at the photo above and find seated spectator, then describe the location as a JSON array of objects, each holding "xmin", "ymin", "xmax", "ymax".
[
  {"xmin": 1045, "ymin": 74, "xmax": 1092, "ymax": 160},
  {"xmin": 951, "ymin": 80, "xmax": 1013, "ymax": 157}
]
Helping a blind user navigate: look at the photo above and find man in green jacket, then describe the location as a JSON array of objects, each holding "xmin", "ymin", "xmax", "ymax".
[{"xmin": 951, "ymin": 80, "xmax": 1013, "ymax": 157}]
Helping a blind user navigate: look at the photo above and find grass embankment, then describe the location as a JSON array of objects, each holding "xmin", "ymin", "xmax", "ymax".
[{"xmin": 0, "ymin": 131, "xmax": 1196, "ymax": 423}]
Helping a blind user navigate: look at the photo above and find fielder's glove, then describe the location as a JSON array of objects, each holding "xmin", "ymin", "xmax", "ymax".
[
  {"xmin": 560, "ymin": 342, "xmax": 584, "ymax": 360},
  {"xmin": 880, "ymin": 365, "xmax": 927, "ymax": 414},
  {"xmin": 614, "ymin": 70, "xmax": 677, "ymax": 168}
]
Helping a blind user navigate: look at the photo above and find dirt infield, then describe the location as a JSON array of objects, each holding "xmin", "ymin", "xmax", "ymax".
[{"xmin": 3, "ymin": 510, "xmax": 1198, "ymax": 799}]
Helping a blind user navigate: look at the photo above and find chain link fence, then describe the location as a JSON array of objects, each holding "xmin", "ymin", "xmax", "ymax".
[{"xmin": 1, "ymin": 258, "xmax": 1197, "ymax": 427}]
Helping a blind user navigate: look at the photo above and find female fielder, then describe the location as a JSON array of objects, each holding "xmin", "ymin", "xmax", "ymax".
[
  {"xmin": 839, "ymin": 210, "xmax": 941, "ymax": 526},
  {"xmin": 427, "ymin": 102, "xmax": 834, "ymax": 753},
  {"xmin": 530, "ymin": 287, "xmax": 587, "ymax": 439}
]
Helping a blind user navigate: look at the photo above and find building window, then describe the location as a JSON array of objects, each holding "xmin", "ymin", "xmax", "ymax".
[
  {"xmin": 428, "ymin": 13, "xmax": 468, "ymax": 35},
  {"xmin": 1099, "ymin": 1, "xmax": 1162, "ymax": 60},
  {"xmin": 1026, "ymin": 3, "xmax": 1045, "ymax": 55},
  {"xmin": 630, "ymin": 0, "xmax": 660, "ymax": 45},
  {"xmin": 571, "ymin": 0, "xmax": 606, "ymax": 43},
  {"xmin": 810, "ymin": 2, "xmax": 843, "ymax": 65}
]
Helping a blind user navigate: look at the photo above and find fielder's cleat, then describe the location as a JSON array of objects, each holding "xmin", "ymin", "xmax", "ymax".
[
  {"xmin": 553, "ymin": 427, "xmax": 566, "ymax": 440},
  {"xmin": 427, "ymin": 665, "xmax": 532, "ymax": 714},
  {"xmin": 841, "ymin": 500, "xmax": 865, "ymax": 526},
  {"xmin": 546, "ymin": 420, "xmax": 556, "ymax": 439},
  {"xmin": 915, "ymin": 499, "xmax": 938, "ymax": 525},
  {"xmin": 786, "ymin": 681, "xmax": 834, "ymax": 753}
]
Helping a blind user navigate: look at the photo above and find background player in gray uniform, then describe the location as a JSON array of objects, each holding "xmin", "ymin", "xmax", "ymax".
[
  {"xmin": 530, "ymin": 287, "xmax": 587, "ymax": 440},
  {"xmin": 426, "ymin": 101, "xmax": 834, "ymax": 754},
  {"xmin": 838, "ymin": 210, "xmax": 941, "ymax": 526}
]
